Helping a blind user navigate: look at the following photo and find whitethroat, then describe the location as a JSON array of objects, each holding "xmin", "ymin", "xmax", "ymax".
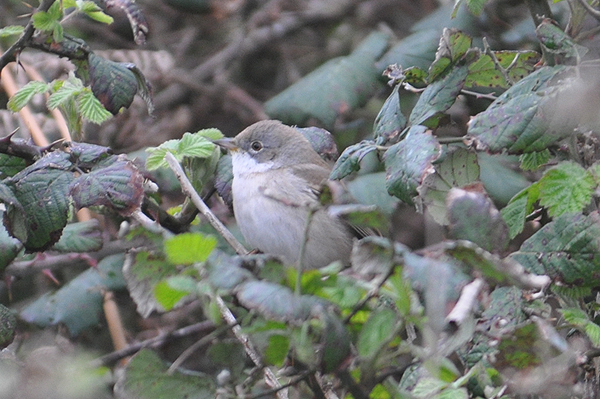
[{"xmin": 215, "ymin": 120, "xmax": 356, "ymax": 269}]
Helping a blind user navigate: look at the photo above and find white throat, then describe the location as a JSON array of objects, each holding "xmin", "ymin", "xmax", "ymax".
[{"xmin": 231, "ymin": 151, "xmax": 275, "ymax": 177}]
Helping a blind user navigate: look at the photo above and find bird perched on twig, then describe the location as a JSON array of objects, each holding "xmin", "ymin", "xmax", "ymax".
[{"xmin": 215, "ymin": 120, "xmax": 356, "ymax": 269}]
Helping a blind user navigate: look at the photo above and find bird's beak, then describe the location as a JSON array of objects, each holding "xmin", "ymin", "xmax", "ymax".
[{"xmin": 212, "ymin": 137, "xmax": 239, "ymax": 152}]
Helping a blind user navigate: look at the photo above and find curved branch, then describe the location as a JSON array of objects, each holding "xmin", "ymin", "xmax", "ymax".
[{"xmin": 0, "ymin": 0, "xmax": 56, "ymax": 70}]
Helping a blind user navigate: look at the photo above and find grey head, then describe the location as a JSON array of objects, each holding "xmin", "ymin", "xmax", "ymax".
[{"xmin": 233, "ymin": 120, "xmax": 328, "ymax": 169}]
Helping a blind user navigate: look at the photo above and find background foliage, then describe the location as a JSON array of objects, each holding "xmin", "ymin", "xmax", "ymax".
[{"xmin": 1, "ymin": 0, "xmax": 600, "ymax": 398}]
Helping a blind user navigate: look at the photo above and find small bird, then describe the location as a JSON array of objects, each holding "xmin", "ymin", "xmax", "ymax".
[{"xmin": 215, "ymin": 120, "xmax": 355, "ymax": 269}]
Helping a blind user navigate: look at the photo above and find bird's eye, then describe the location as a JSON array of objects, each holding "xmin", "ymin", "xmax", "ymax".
[{"xmin": 250, "ymin": 141, "xmax": 263, "ymax": 151}]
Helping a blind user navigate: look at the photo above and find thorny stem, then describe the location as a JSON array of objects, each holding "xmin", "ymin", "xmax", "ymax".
[{"xmin": 0, "ymin": 0, "xmax": 56, "ymax": 70}]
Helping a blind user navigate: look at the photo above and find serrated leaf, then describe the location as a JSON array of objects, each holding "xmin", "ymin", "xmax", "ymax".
[
  {"xmin": 585, "ymin": 322, "xmax": 600, "ymax": 346},
  {"xmin": 410, "ymin": 64, "xmax": 469, "ymax": 127},
  {"xmin": 20, "ymin": 254, "xmax": 126, "ymax": 335},
  {"xmin": 88, "ymin": 52, "xmax": 138, "ymax": 114},
  {"xmin": 214, "ymin": 154, "xmax": 233, "ymax": 206},
  {"xmin": 357, "ymin": 308, "xmax": 398, "ymax": 358},
  {"xmin": 4, "ymin": 152, "xmax": 74, "ymax": 252},
  {"xmin": 447, "ymin": 187, "xmax": 509, "ymax": 253},
  {"xmin": 204, "ymin": 251, "xmax": 254, "ymax": 290},
  {"xmin": 374, "ymin": 84, "xmax": 407, "ymax": 145},
  {"xmin": 330, "ymin": 140, "xmax": 378, "ymax": 180},
  {"xmin": 77, "ymin": 89, "xmax": 112, "ymax": 124},
  {"xmin": 164, "ymin": 232, "xmax": 217, "ymax": 265},
  {"xmin": 47, "ymin": 77, "xmax": 85, "ymax": 110},
  {"xmin": 465, "ymin": 51, "xmax": 539, "ymax": 89},
  {"xmin": 69, "ymin": 155, "xmax": 144, "ymax": 216},
  {"xmin": 383, "ymin": 127, "xmax": 441, "ymax": 204},
  {"xmin": 265, "ymin": 334, "xmax": 290, "ymax": 367},
  {"xmin": 178, "ymin": 132, "xmax": 217, "ymax": 158},
  {"xmin": 538, "ymin": 161, "xmax": 594, "ymax": 217},
  {"xmin": 123, "ymin": 251, "xmax": 180, "ymax": 317},
  {"xmin": 32, "ymin": 2, "xmax": 62, "ymax": 32},
  {"xmin": 501, "ymin": 183, "xmax": 540, "ymax": 239},
  {"xmin": 520, "ymin": 149, "xmax": 550, "ymax": 171},
  {"xmin": 295, "ymin": 126, "xmax": 339, "ymax": 161},
  {"xmin": 236, "ymin": 281, "xmax": 331, "ymax": 322},
  {"xmin": 7, "ymin": 81, "xmax": 49, "ymax": 112},
  {"xmin": 0, "ymin": 25, "xmax": 24, "ymax": 37},
  {"xmin": 468, "ymin": 66, "xmax": 579, "ymax": 153},
  {"xmin": 0, "ymin": 154, "xmax": 27, "ymax": 179},
  {"xmin": 511, "ymin": 212, "xmax": 600, "ymax": 285},
  {"xmin": 79, "ymin": 1, "xmax": 114, "ymax": 23},
  {"xmin": 264, "ymin": 31, "xmax": 388, "ymax": 128},
  {"xmin": 536, "ymin": 19, "xmax": 588, "ymax": 60},
  {"xmin": 0, "ymin": 210, "xmax": 22, "ymax": 272},
  {"xmin": 153, "ymin": 279, "xmax": 189, "ymax": 311},
  {"xmin": 417, "ymin": 146, "xmax": 480, "ymax": 225},
  {"xmin": 51, "ymin": 219, "xmax": 103, "ymax": 253},
  {"xmin": 116, "ymin": 349, "xmax": 215, "ymax": 398},
  {"xmin": 428, "ymin": 29, "xmax": 472, "ymax": 82}
]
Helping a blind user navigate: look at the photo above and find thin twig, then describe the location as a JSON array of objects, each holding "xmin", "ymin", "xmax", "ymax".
[
  {"xmin": 90, "ymin": 320, "xmax": 216, "ymax": 367},
  {"xmin": 214, "ymin": 295, "xmax": 287, "ymax": 399},
  {"xmin": 167, "ymin": 323, "xmax": 234, "ymax": 374},
  {"xmin": 0, "ymin": 0, "xmax": 56, "ymax": 70},
  {"xmin": 244, "ymin": 370, "xmax": 312, "ymax": 399},
  {"xmin": 576, "ymin": 0, "xmax": 600, "ymax": 22},
  {"xmin": 164, "ymin": 152, "xmax": 247, "ymax": 255},
  {"xmin": 460, "ymin": 89, "xmax": 498, "ymax": 101}
]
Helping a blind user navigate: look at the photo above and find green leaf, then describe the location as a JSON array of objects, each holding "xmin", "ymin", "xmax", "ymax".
[
  {"xmin": 383, "ymin": 127, "xmax": 441, "ymax": 204},
  {"xmin": 295, "ymin": 126, "xmax": 339, "ymax": 161},
  {"xmin": 264, "ymin": 334, "xmax": 290, "ymax": 367},
  {"xmin": 465, "ymin": 51, "xmax": 539, "ymax": 89},
  {"xmin": 4, "ymin": 152, "xmax": 74, "ymax": 252},
  {"xmin": 7, "ymin": 81, "xmax": 49, "ymax": 112},
  {"xmin": 410, "ymin": 64, "xmax": 469, "ymax": 127},
  {"xmin": 88, "ymin": 53, "xmax": 138, "ymax": 114},
  {"xmin": 51, "ymin": 219, "xmax": 103, "ymax": 253},
  {"xmin": 585, "ymin": 322, "xmax": 600, "ymax": 346},
  {"xmin": 117, "ymin": 349, "xmax": 215, "ymax": 398},
  {"xmin": 264, "ymin": 31, "xmax": 388, "ymax": 128},
  {"xmin": 374, "ymin": 84, "xmax": 407, "ymax": 145},
  {"xmin": 330, "ymin": 140, "xmax": 378, "ymax": 180},
  {"xmin": 164, "ymin": 232, "xmax": 217, "ymax": 265},
  {"xmin": 467, "ymin": 66, "xmax": 578, "ymax": 153},
  {"xmin": 536, "ymin": 19, "xmax": 588, "ymax": 61},
  {"xmin": 32, "ymin": 1, "xmax": 62, "ymax": 32},
  {"xmin": 145, "ymin": 130, "xmax": 222, "ymax": 171},
  {"xmin": 77, "ymin": 89, "xmax": 112, "ymax": 124},
  {"xmin": 47, "ymin": 77, "xmax": 85, "ymax": 110},
  {"xmin": 538, "ymin": 161, "xmax": 594, "ymax": 217},
  {"xmin": 20, "ymin": 254, "xmax": 126, "ymax": 335},
  {"xmin": 0, "ymin": 154, "xmax": 28, "ymax": 179},
  {"xmin": 0, "ymin": 210, "xmax": 22, "ymax": 271},
  {"xmin": 357, "ymin": 308, "xmax": 398, "ymax": 358},
  {"xmin": 153, "ymin": 279, "xmax": 190, "ymax": 311},
  {"xmin": 447, "ymin": 188, "xmax": 509, "ymax": 253},
  {"xmin": 0, "ymin": 25, "xmax": 24, "ymax": 37},
  {"xmin": 418, "ymin": 146, "xmax": 480, "ymax": 225},
  {"xmin": 214, "ymin": 154, "xmax": 233, "ymax": 206},
  {"xmin": 428, "ymin": 29, "xmax": 472, "ymax": 82},
  {"xmin": 510, "ymin": 212, "xmax": 600, "ymax": 285},
  {"xmin": 79, "ymin": 1, "xmax": 114, "ymax": 23},
  {"xmin": 501, "ymin": 183, "xmax": 540, "ymax": 239},
  {"xmin": 236, "ymin": 281, "xmax": 331, "ymax": 322},
  {"xmin": 69, "ymin": 156, "xmax": 145, "ymax": 216},
  {"xmin": 123, "ymin": 251, "xmax": 180, "ymax": 317},
  {"xmin": 520, "ymin": 149, "xmax": 550, "ymax": 171}
]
